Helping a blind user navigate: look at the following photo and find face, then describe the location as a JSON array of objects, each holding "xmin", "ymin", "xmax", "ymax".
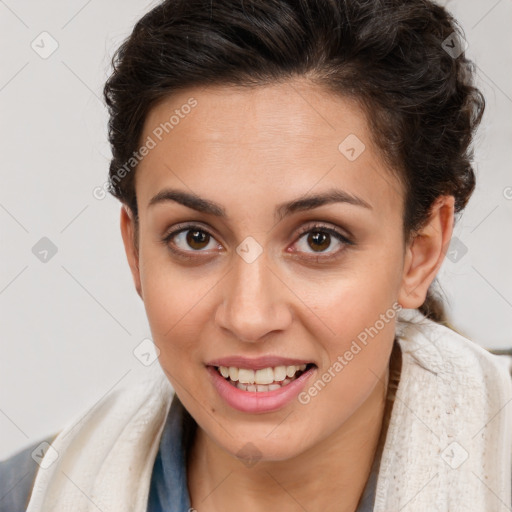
[{"xmin": 123, "ymin": 79, "xmax": 412, "ymax": 461}]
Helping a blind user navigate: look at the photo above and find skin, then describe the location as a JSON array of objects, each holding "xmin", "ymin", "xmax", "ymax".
[{"xmin": 120, "ymin": 78, "xmax": 454, "ymax": 512}]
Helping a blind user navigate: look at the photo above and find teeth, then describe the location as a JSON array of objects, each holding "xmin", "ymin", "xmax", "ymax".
[
  {"xmin": 238, "ymin": 368, "xmax": 255, "ymax": 384},
  {"xmin": 286, "ymin": 365, "xmax": 297, "ymax": 378},
  {"xmin": 217, "ymin": 364, "xmax": 309, "ymax": 384},
  {"xmin": 254, "ymin": 367, "xmax": 274, "ymax": 384},
  {"xmin": 235, "ymin": 379, "xmax": 292, "ymax": 392},
  {"xmin": 273, "ymin": 366, "xmax": 287, "ymax": 382}
]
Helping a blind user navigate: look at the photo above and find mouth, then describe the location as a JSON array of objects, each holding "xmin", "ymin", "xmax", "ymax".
[
  {"xmin": 206, "ymin": 359, "xmax": 318, "ymax": 413},
  {"xmin": 212, "ymin": 363, "xmax": 317, "ymax": 392}
]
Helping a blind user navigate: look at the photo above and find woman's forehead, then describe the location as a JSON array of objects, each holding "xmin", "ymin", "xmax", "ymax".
[
  {"xmin": 135, "ymin": 81, "xmax": 404, "ymax": 219},
  {"xmin": 143, "ymin": 81, "xmax": 369, "ymax": 145}
]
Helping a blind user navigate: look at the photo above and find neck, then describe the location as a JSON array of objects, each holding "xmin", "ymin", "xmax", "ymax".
[{"xmin": 187, "ymin": 362, "xmax": 393, "ymax": 512}]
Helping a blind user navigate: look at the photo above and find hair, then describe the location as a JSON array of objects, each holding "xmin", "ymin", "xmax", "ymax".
[{"xmin": 103, "ymin": 0, "xmax": 485, "ymax": 324}]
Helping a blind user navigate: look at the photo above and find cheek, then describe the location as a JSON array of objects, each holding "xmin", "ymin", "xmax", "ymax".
[
  {"xmin": 293, "ymin": 238, "xmax": 404, "ymax": 337},
  {"xmin": 296, "ymin": 283, "xmax": 399, "ymax": 433},
  {"xmin": 311, "ymin": 274, "xmax": 398, "ymax": 382},
  {"xmin": 296, "ymin": 237, "xmax": 402, "ymax": 395},
  {"xmin": 137, "ymin": 245, "xmax": 212, "ymax": 361}
]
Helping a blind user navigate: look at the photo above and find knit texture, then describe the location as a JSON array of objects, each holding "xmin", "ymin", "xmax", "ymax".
[{"xmin": 373, "ymin": 310, "xmax": 512, "ymax": 511}]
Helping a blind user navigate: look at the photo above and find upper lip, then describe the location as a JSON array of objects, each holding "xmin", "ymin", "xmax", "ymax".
[{"xmin": 206, "ymin": 355, "xmax": 315, "ymax": 370}]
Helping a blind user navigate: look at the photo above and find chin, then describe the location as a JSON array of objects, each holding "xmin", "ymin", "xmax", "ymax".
[{"xmin": 208, "ymin": 420, "xmax": 317, "ymax": 464}]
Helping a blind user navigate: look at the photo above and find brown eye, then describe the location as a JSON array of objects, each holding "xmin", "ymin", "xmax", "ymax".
[
  {"xmin": 186, "ymin": 229, "xmax": 210, "ymax": 250},
  {"xmin": 162, "ymin": 224, "xmax": 220, "ymax": 255},
  {"xmin": 292, "ymin": 223, "xmax": 354, "ymax": 260},
  {"xmin": 306, "ymin": 231, "xmax": 331, "ymax": 252}
]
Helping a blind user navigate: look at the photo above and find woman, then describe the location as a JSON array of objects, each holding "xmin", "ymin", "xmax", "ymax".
[{"xmin": 2, "ymin": 0, "xmax": 511, "ymax": 511}]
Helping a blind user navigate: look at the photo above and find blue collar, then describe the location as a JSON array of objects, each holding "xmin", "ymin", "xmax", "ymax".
[{"xmin": 146, "ymin": 394, "xmax": 196, "ymax": 512}]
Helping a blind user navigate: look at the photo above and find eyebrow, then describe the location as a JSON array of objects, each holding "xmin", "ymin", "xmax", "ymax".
[{"xmin": 148, "ymin": 187, "xmax": 372, "ymax": 221}]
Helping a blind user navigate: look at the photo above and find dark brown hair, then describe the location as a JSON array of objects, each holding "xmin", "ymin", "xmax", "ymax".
[{"xmin": 103, "ymin": 0, "xmax": 485, "ymax": 324}]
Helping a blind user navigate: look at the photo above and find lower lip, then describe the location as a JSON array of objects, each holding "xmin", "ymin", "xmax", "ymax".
[{"xmin": 206, "ymin": 365, "xmax": 316, "ymax": 414}]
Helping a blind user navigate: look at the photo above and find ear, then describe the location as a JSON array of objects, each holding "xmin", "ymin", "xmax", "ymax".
[
  {"xmin": 120, "ymin": 205, "xmax": 143, "ymax": 300},
  {"xmin": 398, "ymin": 195, "xmax": 455, "ymax": 308}
]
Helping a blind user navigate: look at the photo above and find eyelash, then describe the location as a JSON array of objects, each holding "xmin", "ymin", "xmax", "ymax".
[{"xmin": 160, "ymin": 222, "xmax": 354, "ymax": 261}]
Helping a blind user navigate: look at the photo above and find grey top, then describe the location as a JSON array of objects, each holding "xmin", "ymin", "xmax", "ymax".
[{"xmin": 0, "ymin": 432, "xmax": 58, "ymax": 511}]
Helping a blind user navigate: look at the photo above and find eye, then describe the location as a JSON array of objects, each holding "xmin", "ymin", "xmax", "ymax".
[
  {"xmin": 161, "ymin": 223, "xmax": 221, "ymax": 257},
  {"xmin": 291, "ymin": 223, "xmax": 354, "ymax": 259}
]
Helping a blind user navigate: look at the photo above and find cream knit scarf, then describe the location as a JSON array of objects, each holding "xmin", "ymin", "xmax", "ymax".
[{"xmin": 26, "ymin": 311, "xmax": 512, "ymax": 512}]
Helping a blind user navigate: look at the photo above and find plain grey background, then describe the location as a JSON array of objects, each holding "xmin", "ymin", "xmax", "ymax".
[{"xmin": 1, "ymin": 0, "xmax": 511, "ymax": 460}]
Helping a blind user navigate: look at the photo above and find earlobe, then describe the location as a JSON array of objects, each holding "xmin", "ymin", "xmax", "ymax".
[
  {"xmin": 119, "ymin": 205, "xmax": 143, "ymax": 300},
  {"xmin": 398, "ymin": 196, "xmax": 455, "ymax": 309}
]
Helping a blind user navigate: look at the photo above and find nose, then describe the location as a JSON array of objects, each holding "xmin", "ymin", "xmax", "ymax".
[{"xmin": 215, "ymin": 247, "xmax": 293, "ymax": 343}]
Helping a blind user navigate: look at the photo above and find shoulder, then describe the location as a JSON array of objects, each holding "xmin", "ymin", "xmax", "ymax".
[{"xmin": 0, "ymin": 434, "xmax": 58, "ymax": 512}]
